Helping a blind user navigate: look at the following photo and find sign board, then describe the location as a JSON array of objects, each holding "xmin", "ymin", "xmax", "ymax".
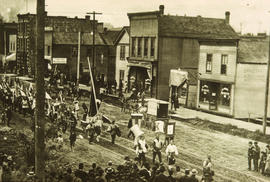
[
  {"xmin": 166, "ymin": 121, "xmax": 176, "ymax": 136},
  {"xmin": 52, "ymin": 58, "xmax": 67, "ymax": 64},
  {"xmin": 147, "ymin": 98, "xmax": 169, "ymax": 116}
]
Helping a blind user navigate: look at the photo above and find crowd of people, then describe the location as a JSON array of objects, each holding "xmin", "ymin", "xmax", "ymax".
[
  {"xmin": 24, "ymin": 156, "xmax": 201, "ymax": 182},
  {"xmin": 248, "ymin": 141, "xmax": 270, "ymax": 176}
]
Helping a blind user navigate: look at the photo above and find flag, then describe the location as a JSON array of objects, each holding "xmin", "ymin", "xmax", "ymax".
[
  {"xmin": 89, "ymin": 88, "xmax": 97, "ymax": 116},
  {"xmin": 87, "ymin": 57, "xmax": 99, "ymax": 117}
]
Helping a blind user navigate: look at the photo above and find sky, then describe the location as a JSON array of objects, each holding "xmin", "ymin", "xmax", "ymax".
[{"xmin": 2, "ymin": 0, "xmax": 270, "ymax": 34}]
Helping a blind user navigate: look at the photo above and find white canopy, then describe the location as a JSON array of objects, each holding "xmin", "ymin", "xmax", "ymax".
[{"xmin": 169, "ymin": 69, "xmax": 188, "ymax": 87}]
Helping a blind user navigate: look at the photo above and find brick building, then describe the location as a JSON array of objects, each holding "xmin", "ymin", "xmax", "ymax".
[{"xmin": 16, "ymin": 13, "xmax": 117, "ymax": 83}]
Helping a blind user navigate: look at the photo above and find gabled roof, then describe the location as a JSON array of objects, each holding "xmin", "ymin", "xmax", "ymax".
[
  {"xmin": 159, "ymin": 15, "xmax": 239, "ymax": 40},
  {"xmin": 114, "ymin": 26, "xmax": 130, "ymax": 45},
  {"xmin": 238, "ymin": 36, "xmax": 269, "ymax": 64},
  {"xmin": 53, "ymin": 32, "xmax": 105, "ymax": 45},
  {"xmin": 100, "ymin": 30, "xmax": 121, "ymax": 45}
]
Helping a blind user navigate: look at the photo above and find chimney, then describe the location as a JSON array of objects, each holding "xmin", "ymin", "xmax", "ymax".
[
  {"xmin": 159, "ymin": 5, "xmax": 164, "ymax": 15},
  {"xmin": 225, "ymin": 11, "xmax": 230, "ymax": 24},
  {"xmin": 85, "ymin": 15, "xmax": 90, "ymax": 20}
]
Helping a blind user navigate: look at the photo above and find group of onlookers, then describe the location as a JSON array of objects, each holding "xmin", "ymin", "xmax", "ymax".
[{"xmin": 248, "ymin": 141, "xmax": 270, "ymax": 176}]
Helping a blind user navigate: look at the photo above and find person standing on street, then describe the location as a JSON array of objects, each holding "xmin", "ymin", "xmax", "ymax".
[
  {"xmin": 152, "ymin": 134, "xmax": 163, "ymax": 164},
  {"xmin": 69, "ymin": 130, "xmax": 77, "ymax": 152},
  {"xmin": 136, "ymin": 135, "xmax": 148, "ymax": 167},
  {"xmin": 202, "ymin": 155, "xmax": 214, "ymax": 182},
  {"xmin": 5, "ymin": 106, "xmax": 12, "ymax": 127},
  {"xmin": 107, "ymin": 120, "xmax": 118, "ymax": 144},
  {"xmin": 254, "ymin": 141, "xmax": 261, "ymax": 172},
  {"xmin": 248, "ymin": 141, "xmax": 254, "ymax": 171},
  {"xmin": 165, "ymin": 139, "xmax": 178, "ymax": 166},
  {"xmin": 127, "ymin": 118, "xmax": 134, "ymax": 139}
]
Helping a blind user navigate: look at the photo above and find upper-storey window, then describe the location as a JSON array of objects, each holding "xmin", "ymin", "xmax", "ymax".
[
  {"xmin": 120, "ymin": 45, "xmax": 125, "ymax": 60},
  {"xmin": 131, "ymin": 37, "xmax": 136, "ymax": 57},
  {"xmin": 144, "ymin": 38, "xmax": 148, "ymax": 57},
  {"xmin": 137, "ymin": 37, "xmax": 142, "ymax": 57},
  {"xmin": 206, "ymin": 54, "xmax": 212, "ymax": 73},
  {"xmin": 221, "ymin": 54, "xmax": 228, "ymax": 75},
  {"xmin": 150, "ymin": 37, "xmax": 155, "ymax": 57}
]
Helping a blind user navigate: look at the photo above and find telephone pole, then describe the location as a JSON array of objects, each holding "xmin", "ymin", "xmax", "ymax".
[
  {"xmin": 86, "ymin": 11, "xmax": 102, "ymax": 78},
  {"xmin": 263, "ymin": 35, "xmax": 270, "ymax": 135},
  {"xmin": 35, "ymin": 0, "xmax": 45, "ymax": 181}
]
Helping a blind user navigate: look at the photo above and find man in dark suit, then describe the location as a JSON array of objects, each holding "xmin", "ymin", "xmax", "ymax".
[{"xmin": 154, "ymin": 166, "xmax": 170, "ymax": 182}]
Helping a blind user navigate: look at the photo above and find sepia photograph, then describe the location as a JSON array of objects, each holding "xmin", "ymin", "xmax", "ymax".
[{"xmin": 0, "ymin": 0, "xmax": 270, "ymax": 181}]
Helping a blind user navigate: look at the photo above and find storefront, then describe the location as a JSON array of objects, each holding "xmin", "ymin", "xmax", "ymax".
[
  {"xmin": 127, "ymin": 60, "xmax": 152, "ymax": 95},
  {"xmin": 198, "ymin": 80, "xmax": 233, "ymax": 115}
]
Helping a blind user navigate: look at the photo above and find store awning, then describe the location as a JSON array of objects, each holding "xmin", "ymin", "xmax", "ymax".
[
  {"xmin": 169, "ymin": 69, "xmax": 188, "ymax": 87},
  {"xmin": 6, "ymin": 53, "xmax": 16, "ymax": 62}
]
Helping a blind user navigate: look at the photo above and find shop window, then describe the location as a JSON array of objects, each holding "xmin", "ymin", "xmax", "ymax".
[
  {"xmin": 131, "ymin": 37, "xmax": 136, "ymax": 57},
  {"xmin": 144, "ymin": 38, "xmax": 148, "ymax": 57},
  {"xmin": 199, "ymin": 81, "xmax": 210, "ymax": 103},
  {"xmin": 220, "ymin": 84, "xmax": 231, "ymax": 107},
  {"xmin": 221, "ymin": 54, "xmax": 228, "ymax": 75},
  {"xmin": 137, "ymin": 37, "xmax": 142, "ymax": 56},
  {"xmin": 150, "ymin": 37, "xmax": 155, "ymax": 57},
  {"xmin": 206, "ymin": 54, "xmax": 212, "ymax": 73},
  {"xmin": 120, "ymin": 45, "xmax": 125, "ymax": 60}
]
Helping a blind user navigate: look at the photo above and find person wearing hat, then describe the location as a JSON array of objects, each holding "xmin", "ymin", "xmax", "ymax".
[
  {"xmin": 135, "ymin": 135, "xmax": 148, "ymax": 167},
  {"xmin": 190, "ymin": 169, "xmax": 199, "ymax": 182},
  {"xmin": 202, "ymin": 155, "xmax": 214, "ymax": 182},
  {"xmin": 248, "ymin": 141, "xmax": 254, "ymax": 171},
  {"xmin": 179, "ymin": 169, "xmax": 191, "ymax": 182},
  {"xmin": 107, "ymin": 120, "xmax": 118, "ymax": 144},
  {"xmin": 105, "ymin": 161, "xmax": 116, "ymax": 181},
  {"xmin": 253, "ymin": 141, "xmax": 260, "ymax": 172},
  {"xmin": 165, "ymin": 139, "xmax": 178, "ymax": 166},
  {"xmin": 153, "ymin": 166, "xmax": 170, "ymax": 182},
  {"xmin": 74, "ymin": 163, "xmax": 88, "ymax": 182},
  {"xmin": 152, "ymin": 134, "xmax": 163, "ymax": 164}
]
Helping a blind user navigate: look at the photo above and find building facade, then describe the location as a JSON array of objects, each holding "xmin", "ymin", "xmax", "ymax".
[
  {"xmin": 0, "ymin": 21, "xmax": 17, "ymax": 72},
  {"xmin": 16, "ymin": 13, "xmax": 117, "ymax": 84},
  {"xmin": 128, "ymin": 5, "xmax": 239, "ymax": 107},
  {"xmin": 234, "ymin": 35, "xmax": 270, "ymax": 118},
  {"xmin": 197, "ymin": 42, "xmax": 238, "ymax": 115},
  {"xmin": 114, "ymin": 26, "xmax": 130, "ymax": 90}
]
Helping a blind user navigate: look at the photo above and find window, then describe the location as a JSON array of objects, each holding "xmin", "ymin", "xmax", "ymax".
[
  {"xmin": 220, "ymin": 84, "xmax": 231, "ymax": 107},
  {"xmin": 47, "ymin": 46, "xmax": 51, "ymax": 56},
  {"xmin": 206, "ymin": 54, "xmax": 212, "ymax": 73},
  {"xmin": 100, "ymin": 54, "xmax": 104, "ymax": 64},
  {"xmin": 137, "ymin": 38, "xmax": 142, "ymax": 56},
  {"xmin": 131, "ymin": 37, "xmax": 136, "ymax": 57},
  {"xmin": 144, "ymin": 38, "xmax": 148, "ymax": 57},
  {"xmin": 150, "ymin": 37, "xmax": 155, "ymax": 57},
  {"xmin": 221, "ymin": 54, "xmax": 228, "ymax": 75},
  {"xmin": 119, "ymin": 70, "xmax": 125, "ymax": 80},
  {"xmin": 120, "ymin": 45, "xmax": 125, "ymax": 60}
]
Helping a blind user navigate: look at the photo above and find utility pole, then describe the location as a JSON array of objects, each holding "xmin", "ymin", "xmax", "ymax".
[
  {"xmin": 263, "ymin": 35, "xmax": 270, "ymax": 135},
  {"xmin": 35, "ymin": 0, "xmax": 45, "ymax": 181},
  {"xmin": 86, "ymin": 11, "xmax": 102, "ymax": 78},
  {"xmin": 77, "ymin": 31, "xmax": 81, "ymax": 85}
]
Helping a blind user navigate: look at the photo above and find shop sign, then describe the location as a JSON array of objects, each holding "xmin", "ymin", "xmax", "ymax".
[{"xmin": 52, "ymin": 58, "xmax": 67, "ymax": 64}]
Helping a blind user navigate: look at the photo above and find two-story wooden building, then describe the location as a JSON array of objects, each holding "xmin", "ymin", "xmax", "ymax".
[
  {"xmin": 128, "ymin": 6, "xmax": 239, "ymax": 107},
  {"xmin": 114, "ymin": 26, "xmax": 130, "ymax": 90}
]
